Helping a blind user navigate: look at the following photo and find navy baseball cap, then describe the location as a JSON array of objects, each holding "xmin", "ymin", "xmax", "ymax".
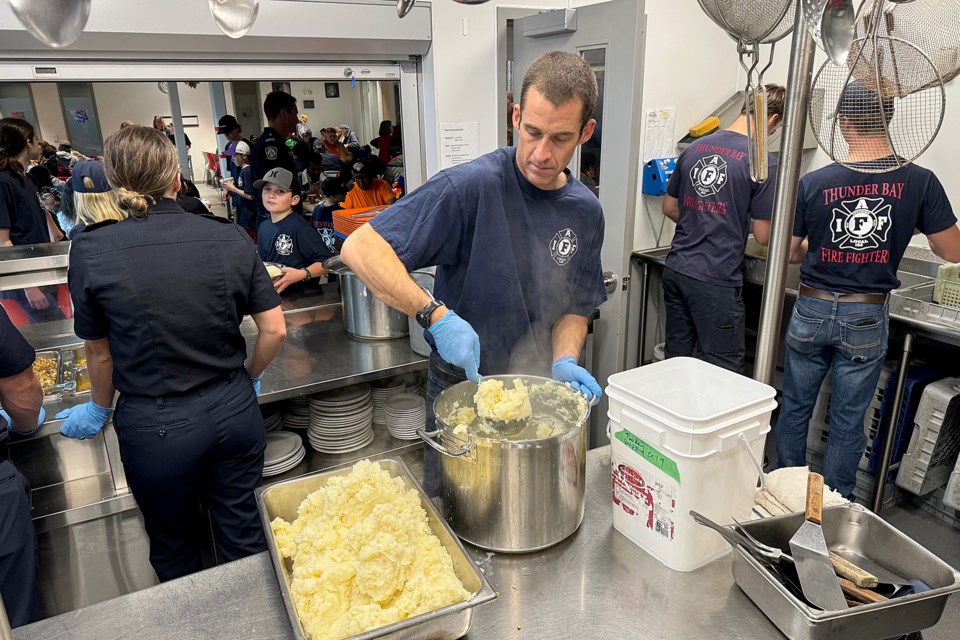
[
  {"xmin": 71, "ymin": 161, "xmax": 111, "ymax": 194},
  {"xmin": 838, "ymin": 81, "xmax": 894, "ymax": 120},
  {"xmin": 217, "ymin": 115, "xmax": 241, "ymax": 134}
]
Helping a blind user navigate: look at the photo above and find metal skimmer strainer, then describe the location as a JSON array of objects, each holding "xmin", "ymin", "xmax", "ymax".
[
  {"xmin": 809, "ymin": 0, "xmax": 946, "ymax": 173},
  {"xmin": 697, "ymin": 0, "xmax": 796, "ymax": 182}
]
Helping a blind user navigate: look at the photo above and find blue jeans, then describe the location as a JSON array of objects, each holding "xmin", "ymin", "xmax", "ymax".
[
  {"xmin": 775, "ymin": 295, "xmax": 889, "ymax": 498},
  {"xmin": 663, "ymin": 267, "xmax": 745, "ymax": 373}
]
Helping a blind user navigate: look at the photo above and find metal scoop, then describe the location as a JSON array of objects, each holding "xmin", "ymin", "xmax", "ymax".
[{"xmin": 821, "ymin": 0, "xmax": 855, "ymax": 65}]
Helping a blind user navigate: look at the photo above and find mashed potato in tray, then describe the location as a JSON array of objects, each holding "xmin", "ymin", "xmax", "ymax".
[{"xmin": 270, "ymin": 460, "xmax": 470, "ymax": 640}]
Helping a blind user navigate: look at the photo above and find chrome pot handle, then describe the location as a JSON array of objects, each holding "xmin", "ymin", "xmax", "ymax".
[{"xmin": 417, "ymin": 428, "xmax": 472, "ymax": 458}]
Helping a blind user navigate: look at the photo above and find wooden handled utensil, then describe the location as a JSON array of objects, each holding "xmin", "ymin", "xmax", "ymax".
[{"xmin": 788, "ymin": 472, "xmax": 849, "ymax": 610}]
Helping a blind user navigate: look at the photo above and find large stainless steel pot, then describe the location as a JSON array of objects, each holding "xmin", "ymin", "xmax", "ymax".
[
  {"xmin": 419, "ymin": 375, "xmax": 592, "ymax": 553},
  {"xmin": 325, "ymin": 257, "xmax": 408, "ymax": 340}
]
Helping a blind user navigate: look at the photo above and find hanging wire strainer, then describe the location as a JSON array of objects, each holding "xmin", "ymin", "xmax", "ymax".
[
  {"xmin": 810, "ymin": 34, "xmax": 945, "ymax": 173},
  {"xmin": 854, "ymin": 0, "xmax": 960, "ymax": 90}
]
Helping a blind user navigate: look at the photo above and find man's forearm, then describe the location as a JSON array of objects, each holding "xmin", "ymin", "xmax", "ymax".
[
  {"xmin": 552, "ymin": 314, "xmax": 589, "ymax": 362},
  {"xmin": 341, "ymin": 224, "xmax": 433, "ymax": 318},
  {"xmin": 0, "ymin": 369, "xmax": 43, "ymax": 431}
]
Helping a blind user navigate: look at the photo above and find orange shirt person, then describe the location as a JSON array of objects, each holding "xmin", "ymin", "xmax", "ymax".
[{"xmin": 343, "ymin": 159, "xmax": 397, "ymax": 210}]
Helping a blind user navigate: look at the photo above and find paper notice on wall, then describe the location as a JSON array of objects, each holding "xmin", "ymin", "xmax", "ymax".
[
  {"xmin": 642, "ymin": 107, "xmax": 677, "ymax": 162},
  {"xmin": 440, "ymin": 121, "xmax": 479, "ymax": 169}
]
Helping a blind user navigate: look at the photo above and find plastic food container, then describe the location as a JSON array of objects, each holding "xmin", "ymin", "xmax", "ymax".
[
  {"xmin": 256, "ymin": 458, "xmax": 496, "ymax": 640},
  {"xmin": 606, "ymin": 357, "xmax": 777, "ymax": 572}
]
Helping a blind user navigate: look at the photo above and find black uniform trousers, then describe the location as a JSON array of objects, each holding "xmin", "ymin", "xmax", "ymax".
[
  {"xmin": 0, "ymin": 458, "xmax": 38, "ymax": 627},
  {"xmin": 113, "ymin": 369, "xmax": 266, "ymax": 582}
]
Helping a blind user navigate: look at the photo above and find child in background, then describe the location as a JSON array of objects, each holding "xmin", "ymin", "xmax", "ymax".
[
  {"xmin": 343, "ymin": 158, "xmax": 396, "ymax": 209},
  {"xmin": 255, "ymin": 168, "xmax": 330, "ymax": 294},
  {"xmin": 223, "ymin": 140, "xmax": 257, "ymax": 239},
  {"xmin": 312, "ymin": 177, "xmax": 346, "ymax": 255}
]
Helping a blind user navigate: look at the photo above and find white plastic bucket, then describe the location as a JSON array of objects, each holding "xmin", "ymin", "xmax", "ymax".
[
  {"xmin": 652, "ymin": 342, "xmax": 665, "ymax": 363},
  {"xmin": 606, "ymin": 357, "xmax": 776, "ymax": 572}
]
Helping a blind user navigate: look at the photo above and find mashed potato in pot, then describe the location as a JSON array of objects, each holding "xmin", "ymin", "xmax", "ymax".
[
  {"xmin": 270, "ymin": 460, "xmax": 470, "ymax": 640},
  {"xmin": 473, "ymin": 378, "xmax": 532, "ymax": 422}
]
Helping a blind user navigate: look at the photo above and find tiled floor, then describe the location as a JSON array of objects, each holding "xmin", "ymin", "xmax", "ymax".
[{"xmin": 883, "ymin": 502, "xmax": 960, "ymax": 639}]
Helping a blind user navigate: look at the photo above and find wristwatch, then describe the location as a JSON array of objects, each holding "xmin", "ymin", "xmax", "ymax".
[
  {"xmin": 302, "ymin": 268, "xmax": 312, "ymax": 282},
  {"xmin": 415, "ymin": 293, "xmax": 444, "ymax": 329}
]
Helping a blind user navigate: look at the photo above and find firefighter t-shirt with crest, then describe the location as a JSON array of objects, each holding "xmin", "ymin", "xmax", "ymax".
[
  {"xmin": 665, "ymin": 129, "xmax": 778, "ymax": 287},
  {"xmin": 795, "ymin": 161, "xmax": 956, "ymax": 294}
]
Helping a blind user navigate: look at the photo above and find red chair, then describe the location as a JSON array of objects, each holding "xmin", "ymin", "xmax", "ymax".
[
  {"xmin": 202, "ymin": 152, "xmax": 221, "ymax": 187},
  {"xmin": 56, "ymin": 284, "xmax": 73, "ymax": 320},
  {"xmin": 0, "ymin": 299, "xmax": 29, "ymax": 327}
]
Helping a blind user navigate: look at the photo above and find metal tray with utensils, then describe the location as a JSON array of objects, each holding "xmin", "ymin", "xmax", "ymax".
[
  {"xmin": 256, "ymin": 457, "xmax": 497, "ymax": 640},
  {"xmin": 731, "ymin": 504, "xmax": 960, "ymax": 640}
]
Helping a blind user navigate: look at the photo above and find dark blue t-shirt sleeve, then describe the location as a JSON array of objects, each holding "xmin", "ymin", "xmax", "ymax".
[
  {"xmin": 917, "ymin": 173, "xmax": 957, "ymax": 236},
  {"xmin": 240, "ymin": 167, "xmax": 255, "ymax": 198},
  {"xmin": 749, "ymin": 155, "xmax": 778, "ymax": 220},
  {"xmin": 666, "ymin": 151, "xmax": 684, "ymax": 198},
  {"xmin": 793, "ymin": 177, "xmax": 809, "ymax": 238},
  {"xmin": 239, "ymin": 228, "xmax": 281, "ymax": 314},
  {"xmin": 0, "ymin": 305, "xmax": 34, "ymax": 378},
  {"xmin": 297, "ymin": 220, "xmax": 332, "ymax": 263},
  {"xmin": 565, "ymin": 218, "xmax": 607, "ymax": 316},
  {"xmin": 369, "ymin": 172, "xmax": 466, "ymax": 270},
  {"xmin": 68, "ymin": 238, "xmax": 110, "ymax": 340},
  {"xmin": 0, "ymin": 178, "xmax": 15, "ymax": 230}
]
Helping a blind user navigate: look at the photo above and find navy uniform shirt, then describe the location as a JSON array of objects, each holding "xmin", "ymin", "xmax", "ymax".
[
  {"xmin": 371, "ymin": 146, "xmax": 606, "ymax": 376},
  {"xmin": 236, "ymin": 165, "xmax": 257, "ymax": 230},
  {"xmin": 68, "ymin": 199, "xmax": 281, "ymax": 396},
  {"xmin": 795, "ymin": 160, "xmax": 957, "ymax": 294},
  {"xmin": 250, "ymin": 127, "xmax": 301, "ymax": 220},
  {"xmin": 665, "ymin": 130, "xmax": 778, "ymax": 287},
  {"xmin": 257, "ymin": 211, "xmax": 331, "ymax": 269},
  {"xmin": 0, "ymin": 172, "xmax": 49, "ymax": 246},
  {"xmin": 0, "ymin": 305, "xmax": 35, "ymax": 440}
]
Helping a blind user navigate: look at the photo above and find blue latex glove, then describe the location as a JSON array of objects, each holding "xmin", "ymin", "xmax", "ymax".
[
  {"xmin": 427, "ymin": 310, "xmax": 481, "ymax": 382},
  {"xmin": 252, "ymin": 372, "xmax": 263, "ymax": 395},
  {"xmin": 1, "ymin": 407, "xmax": 46, "ymax": 435},
  {"xmin": 552, "ymin": 356, "xmax": 603, "ymax": 402},
  {"xmin": 56, "ymin": 401, "xmax": 112, "ymax": 440}
]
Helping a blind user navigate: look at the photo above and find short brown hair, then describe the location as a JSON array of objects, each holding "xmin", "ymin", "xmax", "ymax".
[
  {"xmin": 741, "ymin": 84, "xmax": 786, "ymax": 121},
  {"xmin": 520, "ymin": 51, "xmax": 598, "ymax": 130},
  {"xmin": 103, "ymin": 126, "xmax": 180, "ymax": 219}
]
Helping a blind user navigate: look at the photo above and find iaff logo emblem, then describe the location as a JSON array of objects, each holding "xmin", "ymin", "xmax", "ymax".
[
  {"xmin": 550, "ymin": 228, "xmax": 579, "ymax": 266},
  {"xmin": 831, "ymin": 198, "xmax": 892, "ymax": 251},
  {"xmin": 690, "ymin": 155, "xmax": 728, "ymax": 197}
]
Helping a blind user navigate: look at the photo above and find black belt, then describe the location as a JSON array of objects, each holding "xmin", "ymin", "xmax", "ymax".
[{"xmin": 799, "ymin": 284, "xmax": 887, "ymax": 305}]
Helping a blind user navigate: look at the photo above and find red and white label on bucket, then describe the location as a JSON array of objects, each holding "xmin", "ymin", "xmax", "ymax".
[{"xmin": 612, "ymin": 434, "xmax": 678, "ymax": 541}]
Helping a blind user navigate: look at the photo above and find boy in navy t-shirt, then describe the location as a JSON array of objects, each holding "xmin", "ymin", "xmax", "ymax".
[
  {"xmin": 255, "ymin": 168, "xmax": 330, "ymax": 293},
  {"xmin": 223, "ymin": 140, "xmax": 257, "ymax": 237},
  {"xmin": 776, "ymin": 82, "xmax": 960, "ymax": 498},
  {"xmin": 311, "ymin": 176, "xmax": 346, "ymax": 255}
]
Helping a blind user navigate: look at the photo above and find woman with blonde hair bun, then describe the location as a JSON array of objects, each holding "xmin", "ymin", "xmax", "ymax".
[{"xmin": 57, "ymin": 125, "xmax": 287, "ymax": 582}]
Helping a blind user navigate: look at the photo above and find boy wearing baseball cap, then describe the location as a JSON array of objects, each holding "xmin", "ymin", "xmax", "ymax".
[
  {"xmin": 223, "ymin": 140, "xmax": 257, "ymax": 236},
  {"xmin": 254, "ymin": 168, "xmax": 330, "ymax": 293},
  {"xmin": 343, "ymin": 159, "xmax": 397, "ymax": 210}
]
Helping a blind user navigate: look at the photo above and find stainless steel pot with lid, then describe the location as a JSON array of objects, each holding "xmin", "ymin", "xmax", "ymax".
[
  {"xmin": 324, "ymin": 256, "xmax": 409, "ymax": 340},
  {"xmin": 419, "ymin": 374, "xmax": 594, "ymax": 552}
]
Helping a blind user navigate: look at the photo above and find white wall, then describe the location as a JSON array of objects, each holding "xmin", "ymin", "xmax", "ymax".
[
  {"xmin": 30, "ymin": 84, "xmax": 68, "ymax": 144},
  {"xmin": 91, "ymin": 81, "xmax": 218, "ymax": 182},
  {"xmin": 257, "ymin": 81, "xmax": 363, "ymax": 139}
]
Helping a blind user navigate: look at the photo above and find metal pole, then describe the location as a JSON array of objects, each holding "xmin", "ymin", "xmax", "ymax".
[
  {"xmin": 753, "ymin": 5, "xmax": 818, "ymax": 385},
  {"xmin": 167, "ymin": 82, "xmax": 191, "ymax": 182},
  {"xmin": 872, "ymin": 332, "xmax": 914, "ymax": 513}
]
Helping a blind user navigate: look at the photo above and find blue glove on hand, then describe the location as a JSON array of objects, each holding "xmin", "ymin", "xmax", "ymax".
[
  {"xmin": 552, "ymin": 356, "xmax": 603, "ymax": 402},
  {"xmin": 57, "ymin": 401, "xmax": 112, "ymax": 440},
  {"xmin": 1, "ymin": 407, "xmax": 46, "ymax": 435},
  {"xmin": 428, "ymin": 310, "xmax": 481, "ymax": 382},
  {"xmin": 252, "ymin": 372, "xmax": 263, "ymax": 396}
]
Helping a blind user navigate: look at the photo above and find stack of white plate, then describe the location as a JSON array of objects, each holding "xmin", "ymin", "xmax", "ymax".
[
  {"xmin": 282, "ymin": 397, "xmax": 311, "ymax": 430},
  {"xmin": 261, "ymin": 406, "xmax": 283, "ymax": 432},
  {"xmin": 307, "ymin": 384, "xmax": 375, "ymax": 454},
  {"xmin": 384, "ymin": 393, "xmax": 426, "ymax": 440},
  {"xmin": 262, "ymin": 432, "xmax": 306, "ymax": 477},
  {"xmin": 371, "ymin": 377, "xmax": 406, "ymax": 424}
]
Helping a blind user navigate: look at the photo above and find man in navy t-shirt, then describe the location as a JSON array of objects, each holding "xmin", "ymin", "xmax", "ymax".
[
  {"xmin": 255, "ymin": 168, "xmax": 330, "ymax": 294},
  {"xmin": 776, "ymin": 83, "xmax": 960, "ymax": 498},
  {"xmin": 662, "ymin": 85, "xmax": 785, "ymax": 373}
]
